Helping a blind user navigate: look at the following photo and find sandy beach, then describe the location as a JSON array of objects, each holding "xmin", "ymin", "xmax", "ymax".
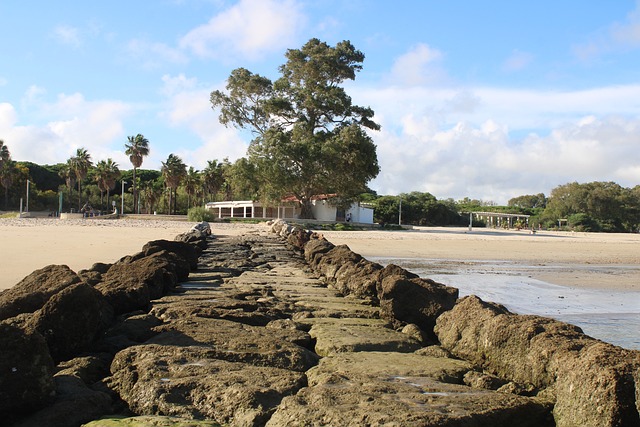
[
  {"xmin": 0, "ymin": 218, "xmax": 259, "ymax": 290},
  {"xmin": 1, "ymin": 219, "xmax": 639, "ymax": 292}
]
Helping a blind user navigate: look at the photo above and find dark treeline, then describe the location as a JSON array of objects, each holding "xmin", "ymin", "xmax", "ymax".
[{"xmin": 0, "ymin": 158, "xmax": 261, "ymax": 216}]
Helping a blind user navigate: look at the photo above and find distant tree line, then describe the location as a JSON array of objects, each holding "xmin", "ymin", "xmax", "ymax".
[
  {"xmin": 2, "ymin": 135, "xmax": 639, "ymax": 232},
  {"xmin": 362, "ymin": 181, "xmax": 640, "ymax": 233},
  {"xmin": 0, "ymin": 139, "xmax": 270, "ymax": 216}
]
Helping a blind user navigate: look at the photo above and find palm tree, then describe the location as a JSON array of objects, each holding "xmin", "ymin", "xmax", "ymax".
[
  {"xmin": 95, "ymin": 159, "xmax": 120, "ymax": 211},
  {"xmin": 69, "ymin": 148, "xmax": 93, "ymax": 210},
  {"xmin": 140, "ymin": 180, "xmax": 163, "ymax": 214},
  {"xmin": 124, "ymin": 134, "xmax": 150, "ymax": 214},
  {"xmin": 161, "ymin": 154, "xmax": 186, "ymax": 215},
  {"xmin": 59, "ymin": 161, "xmax": 76, "ymax": 211},
  {"xmin": 202, "ymin": 159, "xmax": 225, "ymax": 202},
  {"xmin": 184, "ymin": 166, "xmax": 200, "ymax": 209}
]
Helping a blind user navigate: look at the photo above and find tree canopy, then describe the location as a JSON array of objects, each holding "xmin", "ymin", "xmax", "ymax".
[{"xmin": 211, "ymin": 38, "xmax": 380, "ymax": 218}]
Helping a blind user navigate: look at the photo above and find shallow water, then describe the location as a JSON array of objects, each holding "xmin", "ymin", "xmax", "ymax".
[{"xmin": 371, "ymin": 257, "xmax": 640, "ymax": 350}]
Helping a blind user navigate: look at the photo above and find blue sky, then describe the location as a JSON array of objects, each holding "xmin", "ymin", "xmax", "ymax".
[{"xmin": 2, "ymin": 0, "xmax": 640, "ymax": 203}]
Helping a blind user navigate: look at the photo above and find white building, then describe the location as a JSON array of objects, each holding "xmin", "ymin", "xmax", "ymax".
[{"xmin": 205, "ymin": 196, "xmax": 374, "ymax": 224}]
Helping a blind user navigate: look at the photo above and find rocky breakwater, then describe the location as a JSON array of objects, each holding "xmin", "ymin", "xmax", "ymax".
[
  {"xmin": 1, "ymin": 219, "xmax": 637, "ymax": 427},
  {"xmin": 0, "ymin": 222, "xmax": 211, "ymax": 427}
]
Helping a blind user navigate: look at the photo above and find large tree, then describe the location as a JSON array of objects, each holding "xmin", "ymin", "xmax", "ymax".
[
  {"xmin": 211, "ymin": 38, "xmax": 380, "ymax": 218},
  {"xmin": 125, "ymin": 134, "xmax": 150, "ymax": 214}
]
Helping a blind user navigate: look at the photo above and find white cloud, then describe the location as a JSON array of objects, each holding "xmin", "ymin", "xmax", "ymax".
[
  {"xmin": 368, "ymin": 112, "xmax": 640, "ymax": 203},
  {"xmin": 389, "ymin": 43, "xmax": 447, "ymax": 86},
  {"xmin": 353, "ymin": 80, "xmax": 640, "ymax": 202},
  {"xmin": 502, "ymin": 50, "xmax": 533, "ymax": 72},
  {"xmin": 573, "ymin": 2, "xmax": 640, "ymax": 59},
  {"xmin": 179, "ymin": 0, "xmax": 306, "ymax": 60},
  {"xmin": 611, "ymin": 2, "xmax": 640, "ymax": 46},
  {"xmin": 0, "ymin": 93, "xmax": 132, "ymax": 166},
  {"xmin": 52, "ymin": 25, "xmax": 82, "ymax": 48},
  {"xmin": 158, "ymin": 74, "xmax": 248, "ymax": 169},
  {"xmin": 127, "ymin": 38, "xmax": 188, "ymax": 67}
]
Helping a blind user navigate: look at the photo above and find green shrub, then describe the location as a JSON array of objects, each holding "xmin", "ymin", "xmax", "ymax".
[
  {"xmin": 187, "ymin": 206, "xmax": 216, "ymax": 222},
  {"xmin": 568, "ymin": 213, "xmax": 600, "ymax": 232}
]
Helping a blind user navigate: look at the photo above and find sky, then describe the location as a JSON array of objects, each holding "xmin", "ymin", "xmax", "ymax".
[{"xmin": 1, "ymin": 0, "xmax": 640, "ymax": 204}]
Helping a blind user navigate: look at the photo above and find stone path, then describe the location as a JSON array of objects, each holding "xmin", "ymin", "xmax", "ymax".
[{"xmin": 94, "ymin": 229, "xmax": 553, "ymax": 427}]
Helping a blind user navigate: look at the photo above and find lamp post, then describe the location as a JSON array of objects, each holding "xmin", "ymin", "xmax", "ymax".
[{"xmin": 121, "ymin": 181, "xmax": 126, "ymax": 215}]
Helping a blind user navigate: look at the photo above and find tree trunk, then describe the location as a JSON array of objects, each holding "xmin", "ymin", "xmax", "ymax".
[
  {"xmin": 300, "ymin": 198, "xmax": 315, "ymax": 219},
  {"xmin": 132, "ymin": 167, "xmax": 137, "ymax": 214}
]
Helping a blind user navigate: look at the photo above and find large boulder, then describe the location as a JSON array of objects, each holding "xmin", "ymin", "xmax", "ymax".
[
  {"xmin": 435, "ymin": 295, "xmax": 640, "ymax": 427},
  {"xmin": 175, "ymin": 229, "xmax": 209, "ymax": 249},
  {"xmin": 286, "ymin": 226, "xmax": 311, "ymax": 251},
  {"xmin": 11, "ymin": 375, "xmax": 112, "ymax": 427},
  {"xmin": 332, "ymin": 258, "xmax": 383, "ymax": 299},
  {"xmin": 56, "ymin": 354, "xmax": 112, "ymax": 386},
  {"xmin": 553, "ymin": 342, "xmax": 640, "ymax": 426},
  {"xmin": 379, "ymin": 275, "xmax": 458, "ymax": 341},
  {"xmin": 302, "ymin": 237, "xmax": 335, "ymax": 267},
  {"xmin": 96, "ymin": 252, "xmax": 182, "ymax": 315},
  {"xmin": 311, "ymin": 244, "xmax": 362, "ymax": 282},
  {"xmin": 373, "ymin": 263, "xmax": 419, "ymax": 295},
  {"xmin": 174, "ymin": 221, "xmax": 211, "ymax": 250},
  {"xmin": 142, "ymin": 239, "xmax": 201, "ymax": 271},
  {"xmin": 435, "ymin": 295, "xmax": 592, "ymax": 389},
  {"xmin": 0, "ymin": 322, "xmax": 55, "ymax": 420},
  {"xmin": 26, "ymin": 282, "xmax": 114, "ymax": 363},
  {"xmin": 108, "ymin": 344, "xmax": 307, "ymax": 426},
  {"xmin": 77, "ymin": 262, "xmax": 113, "ymax": 286},
  {"xmin": 0, "ymin": 265, "xmax": 81, "ymax": 321}
]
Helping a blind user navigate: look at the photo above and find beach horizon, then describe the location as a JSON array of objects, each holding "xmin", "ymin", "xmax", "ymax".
[{"xmin": 1, "ymin": 218, "xmax": 639, "ymax": 292}]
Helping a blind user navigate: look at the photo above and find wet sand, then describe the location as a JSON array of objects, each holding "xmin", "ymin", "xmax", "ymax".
[{"xmin": 320, "ymin": 226, "xmax": 640, "ymax": 291}]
